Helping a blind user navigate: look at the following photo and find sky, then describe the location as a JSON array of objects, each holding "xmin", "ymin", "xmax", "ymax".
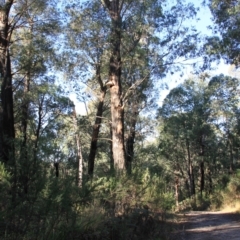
[{"xmin": 157, "ymin": 0, "xmax": 233, "ymax": 106}]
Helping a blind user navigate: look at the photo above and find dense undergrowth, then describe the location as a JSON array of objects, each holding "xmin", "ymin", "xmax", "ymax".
[
  {"xmin": 177, "ymin": 169, "xmax": 240, "ymax": 213},
  {"xmin": 211, "ymin": 170, "xmax": 240, "ymax": 212},
  {"xmin": 0, "ymin": 164, "xmax": 176, "ymax": 240},
  {"xmin": 1, "ymin": 161, "xmax": 240, "ymax": 240}
]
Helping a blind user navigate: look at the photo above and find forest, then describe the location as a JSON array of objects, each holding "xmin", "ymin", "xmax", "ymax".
[{"xmin": 0, "ymin": 0, "xmax": 240, "ymax": 239}]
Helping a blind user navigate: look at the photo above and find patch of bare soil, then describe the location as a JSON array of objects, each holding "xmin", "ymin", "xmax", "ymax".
[{"xmin": 172, "ymin": 211, "xmax": 240, "ymax": 240}]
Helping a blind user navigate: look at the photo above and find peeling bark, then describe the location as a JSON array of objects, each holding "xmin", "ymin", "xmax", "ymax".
[{"xmin": 105, "ymin": 0, "xmax": 126, "ymax": 172}]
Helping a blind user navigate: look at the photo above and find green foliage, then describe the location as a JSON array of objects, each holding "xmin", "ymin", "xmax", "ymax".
[
  {"xmin": 0, "ymin": 163, "xmax": 11, "ymax": 226},
  {"xmin": 3, "ymin": 0, "xmax": 240, "ymax": 239},
  {"xmin": 0, "ymin": 164, "xmax": 177, "ymax": 239},
  {"xmin": 205, "ymin": 0, "xmax": 240, "ymax": 65},
  {"xmin": 0, "ymin": 176, "xmax": 78, "ymax": 239},
  {"xmin": 209, "ymin": 191, "xmax": 224, "ymax": 210},
  {"xmin": 207, "ymin": 172, "xmax": 240, "ymax": 210},
  {"xmin": 0, "ymin": 162, "xmax": 11, "ymax": 187}
]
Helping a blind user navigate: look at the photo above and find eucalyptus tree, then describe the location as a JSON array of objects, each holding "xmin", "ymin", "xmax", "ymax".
[
  {"xmin": 158, "ymin": 78, "xmax": 212, "ymax": 197},
  {"xmin": 64, "ymin": 0, "xmax": 199, "ymax": 174},
  {"xmin": 63, "ymin": 0, "xmax": 110, "ymax": 177},
  {"xmin": 158, "ymin": 74, "xmax": 240, "ymax": 198},
  {"xmin": 207, "ymin": 74, "xmax": 240, "ymax": 173},
  {"xmin": 9, "ymin": 0, "xmax": 61, "ymax": 195},
  {"xmin": 38, "ymin": 96, "xmax": 83, "ymax": 182},
  {"xmin": 101, "ymin": 0, "xmax": 199, "ymax": 173},
  {"xmin": 204, "ymin": 0, "xmax": 240, "ymax": 65},
  {"xmin": 122, "ymin": 54, "xmax": 157, "ymax": 174},
  {"xmin": 13, "ymin": 0, "xmax": 59, "ymax": 144}
]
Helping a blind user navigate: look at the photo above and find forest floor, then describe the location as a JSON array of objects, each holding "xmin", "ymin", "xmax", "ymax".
[{"xmin": 171, "ymin": 210, "xmax": 240, "ymax": 240}]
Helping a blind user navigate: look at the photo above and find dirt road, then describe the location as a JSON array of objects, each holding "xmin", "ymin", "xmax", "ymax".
[{"xmin": 174, "ymin": 211, "xmax": 240, "ymax": 240}]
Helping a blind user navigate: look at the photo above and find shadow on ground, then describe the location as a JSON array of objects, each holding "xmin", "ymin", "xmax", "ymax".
[{"xmin": 171, "ymin": 211, "xmax": 240, "ymax": 240}]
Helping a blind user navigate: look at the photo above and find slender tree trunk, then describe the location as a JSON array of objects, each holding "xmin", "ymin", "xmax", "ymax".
[
  {"xmin": 73, "ymin": 106, "xmax": 83, "ymax": 187},
  {"xmin": 20, "ymin": 18, "xmax": 33, "ymax": 194},
  {"xmin": 21, "ymin": 74, "xmax": 30, "ymax": 154},
  {"xmin": 88, "ymin": 88, "xmax": 106, "ymax": 176},
  {"xmin": 186, "ymin": 139, "xmax": 195, "ymax": 196},
  {"xmin": 20, "ymin": 73, "xmax": 30, "ymax": 194},
  {"xmin": 200, "ymin": 161, "xmax": 204, "ymax": 197},
  {"xmin": 33, "ymin": 97, "xmax": 44, "ymax": 165},
  {"xmin": 21, "ymin": 17, "xmax": 33, "ymax": 158},
  {"xmin": 126, "ymin": 109, "xmax": 137, "ymax": 175},
  {"xmin": 175, "ymin": 177, "xmax": 179, "ymax": 209},
  {"xmin": 199, "ymin": 135, "xmax": 205, "ymax": 198},
  {"xmin": 229, "ymin": 138, "xmax": 234, "ymax": 174},
  {"xmin": 208, "ymin": 168, "xmax": 213, "ymax": 195}
]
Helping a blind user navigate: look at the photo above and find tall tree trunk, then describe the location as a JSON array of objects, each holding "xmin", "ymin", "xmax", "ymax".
[
  {"xmin": 73, "ymin": 106, "xmax": 83, "ymax": 187},
  {"xmin": 88, "ymin": 90, "xmax": 106, "ymax": 176},
  {"xmin": 175, "ymin": 176, "xmax": 179, "ymax": 209},
  {"xmin": 33, "ymin": 97, "xmax": 44, "ymax": 165},
  {"xmin": 126, "ymin": 108, "xmax": 137, "ymax": 175},
  {"xmin": 21, "ymin": 17, "xmax": 33, "ymax": 158},
  {"xmin": 186, "ymin": 139, "xmax": 195, "ymax": 196},
  {"xmin": 21, "ymin": 73, "xmax": 30, "ymax": 155},
  {"xmin": 88, "ymin": 63, "xmax": 106, "ymax": 176},
  {"xmin": 208, "ymin": 168, "xmax": 213, "ymax": 195},
  {"xmin": 0, "ymin": 1, "xmax": 15, "ymax": 201},
  {"xmin": 229, "ymin": 137, "xmax": 234, "ymax": 174},
  {"xmin": 0, "ymin": 1, "xmax": 15, "ymax": 164},
  {"xmin": 199, "ymin": 135, "xmax": 205, "ymax": 198},
  {"xmin": 20, "ymin": 73, "xmax": 30, "ymax": 194},
  {"xmin": 20, "ymin": 17, "xmax": 33, "ymax": 194},
  {"xmin": 105, "ymin": 0, "xmax": 126, "ymax": 172},
  {"xmin": 200, "ymin": 161, "xmax": 204, "ymax": 197}
]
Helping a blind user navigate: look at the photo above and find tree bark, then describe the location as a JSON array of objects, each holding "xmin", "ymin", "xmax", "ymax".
[
  {"xmin": 109, "ymin": 124, "xmax": 114, "ymax": 172},
  {"xmin": 20, "ymin": 73, "xmax": 30, "ymax": 194},
  {"xmin": 200, "ymin": 161, "xmax": 204, "ymax": 197},
  {"xmin": 88, "ymin": 63, "xmax": 107, "ymax": 176},
  {"xmin": 175, "ymin": 177, "xmax": 179, "ymax": 209},
  {"xmin": 73, "ymin": 106, "xmax": 83, "ymax": 187},
  {"xmin": 126, "ymin": 108, "xmax": 137, "ymax": 175},
  {"xmin": 186, "ymin": 139, "xmax": 195, "ymax": 196},
  {"xmin": 33, "ymin": 97, "xmax": 44, "ymax": 165},
  {"xmin": 208, "ymin": 168, "xmax": 213, "ymax": 195},
  {"xmin": 0, "ymin": 1, "xmax": 15, "ymax": 164},
  {"xmin": 105, "ymin": 0, "xmax": 126, "ymax": 172},
  {"xmin": 229, "ymin": 137, "xmax": 234, "ymax": 174},
  {"xmin": 199, "ymin": 135, "xmax": 205, "ymax": 197},
  {"xmin": 0, "ymin": 1, "xmax": 15, "ymax": 202},
  {"xmin": 20, "ymin": 16, "xmax": 33, "ymax": 194}
]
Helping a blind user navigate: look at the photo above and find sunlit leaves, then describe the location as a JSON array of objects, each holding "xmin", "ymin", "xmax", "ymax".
[{"xmin": 206, "ymin": 0, "xmax": 240, "ymax": 65}]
